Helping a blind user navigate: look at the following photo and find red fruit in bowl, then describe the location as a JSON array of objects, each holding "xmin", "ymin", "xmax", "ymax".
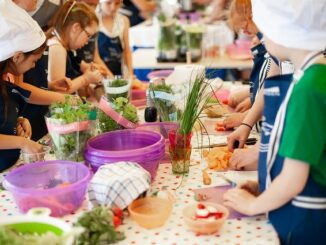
[
  {"xmin": 214, "ymin": 212, "xmax": 224, "ymax": 219},
  {"xmin": 197, "ymin": 203, "xmax": 206, "ymax": 209}
]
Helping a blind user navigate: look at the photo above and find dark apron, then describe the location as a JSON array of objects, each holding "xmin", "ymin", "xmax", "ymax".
[
  {"xmin": 22, "ymin": 52, "xmax": 49, "ymax": 141},
  {"xmin": 98, "ymin": 32, "xmax": 123, "ymax": 76},
  {"xmin": 0, "ymin": 84, "xmax": 31, "ymax": 171},
  {"xmin": 258, "ymin": 74, "xmax": 293, "ymax": 193},
  {"xmin": 249, "ymin": 43, "xmax": 270, "ymax": 104},
  {"xmin": 265, "ymin": 74, "xmax": 326, "ymax": 244}
]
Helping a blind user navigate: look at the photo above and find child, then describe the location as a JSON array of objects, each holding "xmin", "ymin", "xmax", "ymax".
[
  {"xmin": 47, "ymin": 0, "xmax": 103, "ymax": 94},
  {"xmin": 224, "ymin": 0, "xmax": 326, "ymax": 244},
  {"xmin": 0, "ymin": 0, "xmax": 68, "ymax": 171},
  {"xmin": 97, "ymin": 0, "xmax": 134, "ymax": 78},
  {"xmin": 223, "ymin": 0, "xmax": 271, "ymax": 130}
]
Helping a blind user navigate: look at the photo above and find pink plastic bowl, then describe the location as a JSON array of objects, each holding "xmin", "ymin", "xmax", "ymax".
[{"xmin": 3, "ymin": 161, "xmax": 91, "ymax": 217}]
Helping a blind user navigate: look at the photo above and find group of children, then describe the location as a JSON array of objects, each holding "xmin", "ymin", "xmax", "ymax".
[
  {"xmin": 0, "ymin": 0, "xmax": 326, "ymax": 244},
  {"xmin": 0, "ymin": 0, "xmax": 134, "ymax": 170},
  {"xmin": 222, "ymin": 0, "xmax": 326, "ymax": 244}
]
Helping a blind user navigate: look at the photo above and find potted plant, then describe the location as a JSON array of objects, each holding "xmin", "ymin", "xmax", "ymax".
[
  {"xmin": 147, "ymin": 78, "xmax": 178, "ymax": 122},
  {"xmin": 103, "ymin": 77, "xmax": 131, "ymax": 102},
  {"xmin": 168, "ymin": 71, "xmax": 215, "ymax": 174},
  {"xmin": 98, "ymin": 97, "xmax": 138, "ymax": 132},
  {"xmin": 184, "ymin": 25, "xmax": 205, "ymax": 62},
  {"xmin": 46, "ymin": 97, "xmax": 93, "ymax": 162},
  {"xmin": 156, "ymin": 13, "xmax": 177, "ymax": 61}
]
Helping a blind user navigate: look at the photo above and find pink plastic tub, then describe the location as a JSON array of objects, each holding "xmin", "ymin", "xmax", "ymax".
[
  {"xmin": 84, "ymin": 130, "xmax": 165, "ymax": 180},
  {"xmin": 3, "ymin": 161, "xmax": 91, "ymax": 217}
]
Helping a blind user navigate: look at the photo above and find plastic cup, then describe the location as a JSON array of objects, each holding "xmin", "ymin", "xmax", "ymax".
[{"xmin": 21, "ymin": 145, "xmax": 51, "ymax": 163}]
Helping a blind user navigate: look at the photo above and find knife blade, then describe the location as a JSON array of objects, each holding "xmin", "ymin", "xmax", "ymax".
[{"xmin": 193, "ymin": 137, "xmax": 257, "ymax": 149}]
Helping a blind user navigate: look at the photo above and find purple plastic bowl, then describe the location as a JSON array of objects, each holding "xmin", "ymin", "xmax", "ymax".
[
  {"xmin": 3, "ymin": 161, "xmax": 91, "ymax": 217},
  {"xmin": 84, "ymin": 130, "xmax": 165, "ymax": 180}
]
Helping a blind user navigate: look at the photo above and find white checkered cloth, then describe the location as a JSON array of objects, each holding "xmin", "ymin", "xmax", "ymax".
[{"xmin": 88, "ymin": 162, "xmax": 151, "ymax": 209}]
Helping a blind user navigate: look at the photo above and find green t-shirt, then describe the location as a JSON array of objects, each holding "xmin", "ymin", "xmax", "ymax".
[{"xmin": 279, "ymin": 64, "xmax": 326, "ymax": 189}]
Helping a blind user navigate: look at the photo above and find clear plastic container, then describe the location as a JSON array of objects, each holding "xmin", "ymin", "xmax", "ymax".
[
  {"xmin": 21, "ymin": 145, "xmax": 51, "ymax": 163},
  {"xmin": 102, "ymin": 77, "xmax": 131, "ymax": 102},
  {"xmin": 3, "ymin": 161, "xmax": 92, "ymax": 217}
]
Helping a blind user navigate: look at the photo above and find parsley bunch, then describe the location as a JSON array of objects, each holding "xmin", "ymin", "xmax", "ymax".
[{"xmin": 99, "ymin": 97, "xmax": 138, "ymax": 132}]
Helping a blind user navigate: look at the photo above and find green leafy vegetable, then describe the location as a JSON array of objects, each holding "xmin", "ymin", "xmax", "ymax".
[
  {"xmin": 47, "ymin": 96, "xmax": 93, "ymax": 161},
  {"xmin": 0, "ymin": 226, "xmax": 64, "ymax": 245},
  {"xmin": 105, "ymin": 79, "xmax": 129, "ymax": 102},
  {"xmin": 74, "ymin": 206, "xmax": 125, "ymax": 245},
  {"xmin": 99, "ymin": 97, "xmax": 138, "ymax": 132},
  {"xmin": 149, "ymin": 83, "xmax": 178, "ymax": 122}
]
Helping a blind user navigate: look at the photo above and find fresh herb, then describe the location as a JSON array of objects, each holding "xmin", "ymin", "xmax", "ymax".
[
  {"xmin": 0, "ymin": 226, "xmax": 64, "ymax": 245},
  {"xmin": 47, "ymin": 96, "xmax": 93, "ymax": 161},
  {"xmin": 99, "ymin": 97, "xmax": 138, "ymax": 132},
  {"xmin": 149, "ymin": 83, "xmax": 178, "ymax": 122},
  {"xmin": 157, "ymin": 16, "xmax": 176, "ymax": 51},
  {"xmin": 74, "ymin": 206, "xmax": 125, "ymax": 245},
  {"xmin": 184, "ymin": 28, "xmax": 204, "ymax": 50},
  {"xmin": 105, "ymin": 79, "xmax": 129, "ymax": 102},
  {"xmin": 178, "ymin": 72, "xmax": 214, "ymax": 135}
]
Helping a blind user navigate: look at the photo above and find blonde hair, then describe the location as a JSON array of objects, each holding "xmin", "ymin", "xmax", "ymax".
[
  {"xmin": 228, "ymin": 0, "xmax": 252, "ymax": 32},
  {"xmin": 51, "ymin": 0, "xmax": 98, "ymax": 43}
]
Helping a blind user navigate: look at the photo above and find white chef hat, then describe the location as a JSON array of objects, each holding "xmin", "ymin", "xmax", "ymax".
[
  {"xmin": 0, "ymin": 0, "xmax": 46, "ymax": 62},
  {"xmin": 252, "ymin": 0, "xmax": 326, "ymax": 51}
]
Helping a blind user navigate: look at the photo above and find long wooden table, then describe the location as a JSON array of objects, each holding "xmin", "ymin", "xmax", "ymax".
[{"xmin": 133, "ymin": 48, "xmax": 253, "ymax": 70}]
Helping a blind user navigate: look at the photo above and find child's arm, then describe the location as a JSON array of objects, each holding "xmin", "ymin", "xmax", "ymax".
[
  {"xmin": 122, "ymin": 16, "xmax": 134, "ymax": 78},
  {"xmin": 0, "ymin": 134, "xmax": 43, "ymax": 153},
  {"xmin": 48, "ymin": 43, "xmax": 102, "ymax": 93},
  {"xmin": 17, "ymin": 82, "xmax": 66, "ymax": 105},
  {"xmin": 224, "ymin": 158, "xmax": 309, "ymax": 215},
  {"xmin": 227, "ymin": 89, "xmax": 264, "ymax": 151}
]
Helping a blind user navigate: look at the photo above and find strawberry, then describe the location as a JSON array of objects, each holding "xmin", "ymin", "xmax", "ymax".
[
  {"xmin": 113, "ymin": 215, "xmax": 121, "ymax": 228},
  {"xmin": 112, "ymin": 207, "xmax": 123, "ymax": 219},
  {"xmin": 214, "ymin": 212, "xmax": 224, "ymax": 219},
  {"xmin": 197, "ymin": 203, "xmax": 206, "ymax": 209}
]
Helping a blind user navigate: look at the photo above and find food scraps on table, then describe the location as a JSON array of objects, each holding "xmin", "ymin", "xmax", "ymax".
[{"xmin": 202, "ymin": 146, "xmax": 232, "ymax": 171}]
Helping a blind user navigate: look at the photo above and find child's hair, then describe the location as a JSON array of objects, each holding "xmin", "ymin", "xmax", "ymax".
[
  {"xmin": 50, "ymin": 0, "xmax": 98, "ymax": 42},
  {"xmin": 228, "ymin": 0, "xmax": 252, "ymax": 32},
  {"xmin": 0, "ymin": 40, "xmax": 47, "ymax": 126}
]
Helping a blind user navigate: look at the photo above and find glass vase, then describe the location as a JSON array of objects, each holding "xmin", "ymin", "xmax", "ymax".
[{"xmin": 168, "ymin": 130, "xmax": 192, "ymax": 174}]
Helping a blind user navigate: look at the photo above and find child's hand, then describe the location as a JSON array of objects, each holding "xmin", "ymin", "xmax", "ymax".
[
  {"xmin": 16, "ymin": 117, "xmax": 32, "ymax": 139},
  {"xmin": 227, "ymin": 124, "xmax": 251, "ymax": 151},
  {"xmin": 49, "ymin": 77, "xmax": 72, "ymax": 92},
  {"xmin": 229, "ymin": 147, "xmax": 259, "ymax": 170},
  {"xmin": 223, "ymin": 112, "xmax": 245, "ymax": 129},
  {"xmin": 223, "ymin": 188, "xmax": 257, "ymax": 215},
  {"xmin": 237, "ymin": 180, "xmax": 260, "ymax": 196},
  {"xmin": 84, "ymin": 70, "xmax": 103, "ymax": 85},
  {"xmin": 21, "ymin": 138, "xmax": 43, "ymax": 153},
  {"xmin": 235, "ymin": 97, "xmax": 251, "ymax": 112}
]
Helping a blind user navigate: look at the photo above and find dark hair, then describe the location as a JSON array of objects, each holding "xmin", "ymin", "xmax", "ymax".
[
  {"xmin": 49, "ymin": 0, "xmax": 98, "ymax": 45},
  {"xmin": 0, "ymin": 39, "xmax": 47, "ymax": 126}
]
